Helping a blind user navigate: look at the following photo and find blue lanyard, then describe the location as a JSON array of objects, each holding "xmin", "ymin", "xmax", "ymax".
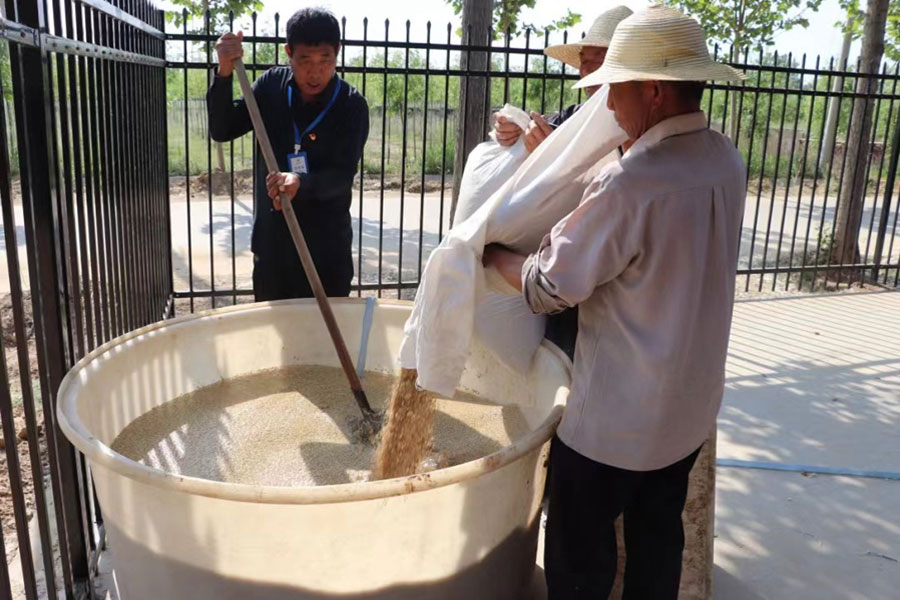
[{"xmin": 287, "ymin": 77, "xmax": 341, "ymax": 151}]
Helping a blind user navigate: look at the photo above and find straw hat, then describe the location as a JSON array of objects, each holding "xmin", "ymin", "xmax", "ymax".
[
  {"xmin": 574, "ymin": 4, "xmax": 746, "ymax": 88},
  {"xmin": 544, "ymin": 5, "xmax": 633, "ymax": 69}
]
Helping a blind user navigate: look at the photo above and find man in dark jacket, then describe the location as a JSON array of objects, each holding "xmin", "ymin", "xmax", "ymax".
[{"xmin": 208, "ymin": 8, "xmax": 369, "ymax": 301}]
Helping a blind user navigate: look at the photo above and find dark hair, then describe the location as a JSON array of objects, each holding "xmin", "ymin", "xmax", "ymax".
[
  {"xmin": 285, "ymin": 8, "xmax": 341, "ymax": 51},
  {"xmin": 663, "ymin": 81, "xmax": 707, "ymax": 107}
]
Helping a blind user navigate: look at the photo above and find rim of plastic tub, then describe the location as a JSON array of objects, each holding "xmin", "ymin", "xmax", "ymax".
[{"xmin": 57, "ymin": 298, "xmax": 570, "ymax": 505}]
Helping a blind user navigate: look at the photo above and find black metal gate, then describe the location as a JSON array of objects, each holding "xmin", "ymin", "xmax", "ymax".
[
  {"xmin": 0, "ymin": 0, "xmax": 169, "ymax": 596},
  {"xmin": 164, "ymin": 14, "xmax": 900, "ymax": 305},
  {"xmin": 0, "ymin": 4, "xmax": 899, "ymax": 599}
]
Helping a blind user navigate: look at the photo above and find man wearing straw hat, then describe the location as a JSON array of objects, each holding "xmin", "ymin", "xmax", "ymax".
[
  {"xmin": 492, "ymin": 5, "xmax": 633, "ymax": 153},
  {"xmin": 484, "ymin": 5, "xmax": 746, "ymax": 598}
]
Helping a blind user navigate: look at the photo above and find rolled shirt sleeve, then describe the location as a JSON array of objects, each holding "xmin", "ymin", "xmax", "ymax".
[{"xmin": 522, "ymin": 167, "xmax": 642, "ymax": 315}]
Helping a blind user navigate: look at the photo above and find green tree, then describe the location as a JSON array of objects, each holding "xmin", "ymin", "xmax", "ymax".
[
  {"xmin": 487, "ymin": 55, "xmax": 580, "ymax": 114},
  {"xmin": 665, "ymin": 0, "xmax": 823, "ymax": 139},
  {"xmin": 344, "ymin": 50, "xmax": 460, "ymax": 112},
  {"xmin": 665, "ymin": 0, "xmax": 824, "ymax": 51},
  {"xmin": 831, "ymin": 0, "xmax": 891, "ymax": 275},
  {"xmin": 167, "ymin": 0, "xmax": 262, "ymax": 32},
  {"xmin": 168, "ymin": 0, "xmax": 263, "ymax": 178},
  {"xmin": 445, "ymin": 0, "xmax": 580, "ymax": 39},
  {"xmin": 839, "ymin": 0, "xmax": 900, "ymax": 61},
  {"xmin": 1, "ymin": 45, "xmax": 11, "ymax": 101},
  {"xmin": 1, "ymin": 43, "xmax": 16, "ymax": 175},
  {"xmin": 341, "ymin": 49, "xmax": 462, "ymax": 176}
]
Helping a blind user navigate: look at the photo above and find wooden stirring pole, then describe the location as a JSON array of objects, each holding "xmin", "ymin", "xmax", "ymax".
[{"xmin": 232, "ymin": 59, "xmax": 379, "ymax": 428}]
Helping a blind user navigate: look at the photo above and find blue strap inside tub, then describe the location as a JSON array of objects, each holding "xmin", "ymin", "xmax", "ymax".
[{"xmin": 356, "ymin": 297, "xmax": 376, "ymax": 377}]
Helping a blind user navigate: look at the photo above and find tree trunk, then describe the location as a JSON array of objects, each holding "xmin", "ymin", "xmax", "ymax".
[
  {"xmin": 449, "ymin": 0, "xmax": 492, "ymax": 226},
  {"xmin": 728, "ymin": 43, "xmax": 742, "ymax": 142},
  {"xmin": 727, "ymin": 27, "xmax": 745, "ymax": 142},
  {"xmin": 210, "ymin": 142, "xmax": 230, "ymax": 194},
  {"xmin": 728, "ymin": 7, "xmax": 745, "ymax": 143},
  {"xmin": 819, "ymin": 18, "xmax": 853, "ymax": 173},
  {"xmin": 216, "ymin": 141, "xmax": 226, "ymax": 171},
  {"xmin": 204, "ymin": 0, "xmax": 229, "ymax": 193},
  {"xmin": 831, "ymin": 0, "xmax": 889, "ymax": 276}
]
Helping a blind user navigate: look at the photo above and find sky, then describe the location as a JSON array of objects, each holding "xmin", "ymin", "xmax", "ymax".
[{"xmin": 163, "ymin": 0, "xmax": 863, "ymax": 65}]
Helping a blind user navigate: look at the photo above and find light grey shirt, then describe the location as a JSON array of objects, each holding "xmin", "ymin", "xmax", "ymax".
[{"xmin": 522, "ymin": 112, "xmax": 746, "ymax": 471}]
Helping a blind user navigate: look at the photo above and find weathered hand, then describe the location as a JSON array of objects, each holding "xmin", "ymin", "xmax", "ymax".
[
  {"xmin": 523, "ymin": 112, "xmax": 554, "ymax": 153},
  {"xmin": 482, "ymin": 244, "xmax": 527, "ymax": 293},
  {"xmin": 493, "ymin": 113, "xmax": 524, "ymax": 146},
  {"xmin": 215, "ymin": 31, "xmax": 244, "ymax": 77},
  {"xmin": 266, "ymin": 172, "xmax": 300, "ymax": 211}
]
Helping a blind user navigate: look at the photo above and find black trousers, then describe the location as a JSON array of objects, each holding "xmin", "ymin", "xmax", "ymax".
[
  {"xmin": 252, "ymin": 249, "xmax": 352, "ymax": 302},
  {"xmin": 251, "ymin": 213, "xmax": 354, "ymax": 302},
  {"xmin": 544, "ymin": 436, "xmax": 702, "ymax": 600},
  {"xmin": 545, "ymin": 306, "xmax": 579, "ymax": 361}
]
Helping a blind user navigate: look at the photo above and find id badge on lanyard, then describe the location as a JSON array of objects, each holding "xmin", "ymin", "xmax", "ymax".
[
  {"xmin": 286, "ymin": 80, "xmax": 340, "ymax": 177},
  {"xmin": 287, "ymin": 149, "xmax": 309, "ymax": 175}
]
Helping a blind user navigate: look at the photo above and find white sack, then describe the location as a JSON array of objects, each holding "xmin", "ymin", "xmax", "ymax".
[
  {"xmin": 455, "ymin": 104, "xmax": 544, "ymax": 376},
  {"xmin": 455, "ymin": 104, "xmax": 531, "ymax": 223},
  {"xmin": 400, "ymin": 87, "xmax": 628, "ymax": 396}
]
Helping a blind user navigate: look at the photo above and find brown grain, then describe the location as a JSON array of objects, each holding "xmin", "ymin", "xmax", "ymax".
[
  {"xmin": 110, "ymin": 365, "xmax": 529, "ymax": 487},
  {"xmin": 372, "ymin": 368, "xmax": 435, "ymax": 480}
]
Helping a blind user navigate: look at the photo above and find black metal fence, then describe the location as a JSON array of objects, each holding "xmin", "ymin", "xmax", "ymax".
[
  {"xmin": 715, "ymin": 48, "xmax": 900, "ymax": 293},
  {"xmin": 164, "ymin": 13, "xmax": 900, "ymax": 310},
  {"xmin": 0, "ymin": 5, "xmax": 899, "ymax": 598},
  {"xmin": 0, "ymin": 0, "xmax": 169, "ymax": 596}
]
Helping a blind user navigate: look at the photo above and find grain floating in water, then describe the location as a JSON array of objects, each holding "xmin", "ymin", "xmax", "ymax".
[{"xmin": 111, "ymin": 365, "xmax": 530, "ymax": 487}]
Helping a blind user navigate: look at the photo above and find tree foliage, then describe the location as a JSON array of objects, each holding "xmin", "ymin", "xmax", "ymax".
[
  {"xmin": 839, "ymin": 0, "xmax": 900, "ymax": 61},
  {"xmin": 445, "ymin": 0, "xmax": 580, "ymax": 39},
  {"xmin": 1, "ymin": 44, "xmax": 11, "ymax": 102},
  {"xmin": 167, "ymin": 0, "xmax": 263, "ymax": 33},
  {"xmin": 664, "ymin": 0, "xmax": 824, "ymax": 52}
]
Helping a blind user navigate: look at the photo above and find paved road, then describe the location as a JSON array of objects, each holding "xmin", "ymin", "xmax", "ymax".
[{"xmin": 0, "ymin": 185, "xmax": 896, "ymax": 295}]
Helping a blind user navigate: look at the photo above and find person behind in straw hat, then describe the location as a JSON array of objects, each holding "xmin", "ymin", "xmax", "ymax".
[
  {"xmin": 493, "ymin": 4, "xmax": 632, "ymax": 363},
  {"xmin": 483, "ymin": 5, "xmax": 746, "ymax": 597},
  {"xmin": 492, "ymin": 5, "xmax": 632, "ymax": 153}
]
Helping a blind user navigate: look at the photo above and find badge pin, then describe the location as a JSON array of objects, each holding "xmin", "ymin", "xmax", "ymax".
[{"xmin": 309, "ymin": 133, "xmax": 317, "ymax": 141}]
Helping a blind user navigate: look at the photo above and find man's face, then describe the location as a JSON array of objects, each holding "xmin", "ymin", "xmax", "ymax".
[
  {"xmin": 286, "ymin": 43, "xmax": 338, "ymax": 99},
  {"xmin": 578, "ymin": 46, "xmax": 607, "ymax": 97},
  {"xmin": 607, "ymin": 80, "xmax": 659, "ymax": 141}
]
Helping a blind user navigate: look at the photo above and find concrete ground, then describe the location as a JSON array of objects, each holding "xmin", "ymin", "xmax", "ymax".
[
  {"xmin": 712, "ymin": 290, "xmax": 900, "ymax": 600},
  {"xmin": 87, "ymin": 290, "xmax": 899, "ymax": 600}
]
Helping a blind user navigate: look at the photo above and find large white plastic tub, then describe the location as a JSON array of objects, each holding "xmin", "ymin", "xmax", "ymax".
[{"xmin": 57, "ymin": 299, "xmax": 570, "ymax": 599}]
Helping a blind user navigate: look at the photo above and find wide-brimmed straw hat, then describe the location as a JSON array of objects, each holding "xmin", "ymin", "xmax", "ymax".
[
  {"xmin": 544, "ymin": 5, "xmax": 633, "ymax": 69},
  {"xmin": 574, "ymin": 4, "xmax": 746, "ymax": 88}
]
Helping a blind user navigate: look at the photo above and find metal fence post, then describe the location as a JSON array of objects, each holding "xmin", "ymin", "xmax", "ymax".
[
  {"xmin": 871, "ymin": 108, "xmax": 900, "ymax": 280},
  {"xmin": 7, "ymin": 0, "xmax": 93, "ymax": 595}
]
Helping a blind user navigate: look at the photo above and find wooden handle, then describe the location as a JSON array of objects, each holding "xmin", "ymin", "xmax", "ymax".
[{"xmin": 232, "ymin": 60, "xmax": 376, "ymax": 419}]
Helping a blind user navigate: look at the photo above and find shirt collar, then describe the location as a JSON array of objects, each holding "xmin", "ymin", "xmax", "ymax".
[{"xmin": 623, "ymin": 111, "xmax": 708, "ymax": 159}]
